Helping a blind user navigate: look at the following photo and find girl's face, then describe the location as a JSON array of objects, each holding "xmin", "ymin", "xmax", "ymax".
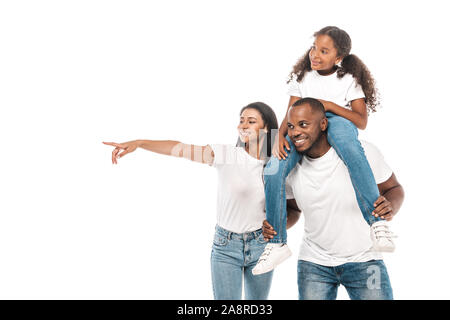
[
  {"xmin": 309, "ymin": 34, "xmax": 342, "ymax": 75},
  {"xmin": 237, "ymin": 108, "xmax": 267, "ymax": 145}
]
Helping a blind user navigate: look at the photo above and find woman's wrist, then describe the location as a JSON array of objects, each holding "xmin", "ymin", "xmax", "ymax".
[{"xmin": 134, "ymin": 140, "xmax": 143, "ymax": 148}]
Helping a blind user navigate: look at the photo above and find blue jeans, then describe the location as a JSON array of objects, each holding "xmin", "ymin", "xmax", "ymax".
[
  {"xmin": 264, "ymin": 112, "xmax": 381, "ymax": 243},
  {"xmin": 210, "ymin": 225, "xmax": 274, "ymax": 300},
  {"xmin": 297, "ymin": 259, "xmax": 393, "ymax": 300}
]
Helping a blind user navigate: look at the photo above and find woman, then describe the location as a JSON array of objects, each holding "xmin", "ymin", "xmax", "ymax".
[{"xmin": 103, "ymin": 102, "xmax": 299, "ymax": 299}]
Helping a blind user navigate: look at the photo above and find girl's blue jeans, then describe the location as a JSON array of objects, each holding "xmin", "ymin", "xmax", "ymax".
[
  {"xmin": 264, "ymin": 112, "xmax": 381, "ymax": 244},
  {"xmin": 211, "ymin": 225, "xmax": 274, "ymax": 299}
]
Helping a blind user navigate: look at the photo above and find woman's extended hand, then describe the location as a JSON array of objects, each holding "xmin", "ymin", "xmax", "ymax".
[{"xmin": 102, "ymin": 140, "xmax": 140, "ymax": 164}]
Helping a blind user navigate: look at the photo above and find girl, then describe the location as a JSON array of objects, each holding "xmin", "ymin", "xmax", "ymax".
[
  {"xmin": 103, "ymin": 102, "xmax": 300, "ymax": 299},
  {"xmin": 252, "ymin": 26, "xmax": 396, "ymax": 276}
]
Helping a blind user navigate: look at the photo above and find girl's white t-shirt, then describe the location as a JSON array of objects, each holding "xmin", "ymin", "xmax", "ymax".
[
  {"xmin": 209, "ymin": 144, "xmax": 266, "ymax": 233},
  {"xmin": 287, "ymin": 70, "xmax": 365, "ymax": 109}
]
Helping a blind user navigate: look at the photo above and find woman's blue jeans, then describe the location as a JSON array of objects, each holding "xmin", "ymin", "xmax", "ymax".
[
  {"xmin": 211, "ymin": 225, "xmax": 274, "ymax": 299},
  {"xmin": 264, "ymin": 112, "xmax": 381, "ymax": 244}
]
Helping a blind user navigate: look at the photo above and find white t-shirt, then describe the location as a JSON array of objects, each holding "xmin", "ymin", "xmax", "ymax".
[
  {"xmin": 287, "ymin": 70, "xmax": 365, "ymax": 109},
  {"xmin": 286, "ymin": 141, "xmax": 393, "ymax": 267},
  {"xmin": 209, "ymin": 144, "xmax": 266, "ymax": 233}
]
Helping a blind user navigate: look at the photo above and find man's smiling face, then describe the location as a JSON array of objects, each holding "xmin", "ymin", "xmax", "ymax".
[{"xmin": 287, "ymin": 103, "xmax": 327, "ymax": 154}]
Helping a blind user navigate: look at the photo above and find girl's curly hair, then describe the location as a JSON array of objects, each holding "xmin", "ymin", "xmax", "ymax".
[{"xmin": 288, "ymin": 26, "xmax": 380, "ymax": 113}]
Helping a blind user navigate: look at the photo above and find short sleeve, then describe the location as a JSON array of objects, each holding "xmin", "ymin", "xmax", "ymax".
[
  {"xmin": 287, "ymin": 76, "xmax": 302, "ymax": 98},
  {"xmin": 362, "ymin": 141, "xmax": 393, "ymax": 184},
  {"xmin": 209, "ymin": 144, "xmax": 225, "ymax": 167},
  {"xmin": 209, "ymin": 144, "xmax": 237, "ymax": 167},
  {"xmin": 345, "ymin": 78, "xmax": 366, "ymax": 102}
]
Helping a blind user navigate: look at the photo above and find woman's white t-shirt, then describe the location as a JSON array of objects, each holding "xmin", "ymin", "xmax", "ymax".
[
  {"xmin": 287, "ymin": 70, "xmax": 365, "ymax": 109},
  {"xmin": 209, "ymin": 144, "xmax": 266, "ymax": 233}
]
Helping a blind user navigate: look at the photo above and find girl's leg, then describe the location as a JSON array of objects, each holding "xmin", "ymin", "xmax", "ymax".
[
  {"xmin": 263, "ymin": 135, "xmax": 302, "ymax": 243},
  {"xmin": 326, "ymin": 112, "xmax": 381, "ymax": 225}
]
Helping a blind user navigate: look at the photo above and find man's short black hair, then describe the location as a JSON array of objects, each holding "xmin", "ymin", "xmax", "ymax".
[{"xmin": 291, "ymin": 97, "xmax": 325, "ymax": 116}]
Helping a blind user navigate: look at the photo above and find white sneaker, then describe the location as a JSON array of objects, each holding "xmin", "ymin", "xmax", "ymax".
[
  {"xmin": 252, "ymin": 243, "xmax": 292, "ymax": 275},
  {"xmin": 370, "ymin": 220, "xmax": 397, "ymax": 252}
]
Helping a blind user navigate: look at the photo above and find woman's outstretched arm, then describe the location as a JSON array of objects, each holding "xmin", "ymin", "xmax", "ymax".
[{"xmin": 102, "ymin": 140, "xmax": 214, "ymax": 165}]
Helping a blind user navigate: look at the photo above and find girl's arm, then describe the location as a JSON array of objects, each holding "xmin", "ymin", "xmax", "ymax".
[
  {"xmin": 275, "ymin": 96, "xmax": 302, "ymax": 159},
  {"xmin": 102, "ymin": 140, "xmax": 215, "ymax": 165},
  {"xmin": 318, "ymin": 98, "xmax": 368, "ymax": 130},
  {"xmin": 279, "ymin": 96, "xmax": 302, "ymax": 137}
]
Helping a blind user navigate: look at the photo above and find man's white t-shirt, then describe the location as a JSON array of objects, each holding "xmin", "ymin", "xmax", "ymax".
[
  {"xmin": 209, "ymin": 144, "xmax": 266, "ymax": 233},
  {"xmin": 287, "ymin": 70, "xmax": 365, "ymax": 109},
  {"xmin": 286, "ymin": 141, "xmax": 393, "ymax": 267}
]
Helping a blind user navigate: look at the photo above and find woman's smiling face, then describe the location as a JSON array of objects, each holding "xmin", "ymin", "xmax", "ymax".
[
  {"xmin": 309, "ymin": 34, "xmax": 342, "ymax": 74},
  {"xmin": 237, "ymin": 108, "xmax": 267, "ymax": 145}
]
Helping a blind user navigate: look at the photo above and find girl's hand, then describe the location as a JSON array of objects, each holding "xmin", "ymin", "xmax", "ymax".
[
  {"xmin": 102, "ymin": 141, "xmax": 139, "ymax": 164},
  {"xmin": 273, "ymin": 134, "xmax": 290, "ymax": 160}
]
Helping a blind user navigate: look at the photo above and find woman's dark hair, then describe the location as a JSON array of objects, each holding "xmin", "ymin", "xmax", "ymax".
[
  {"xmin": 236, "ymin": 102, "xmax": 279, "ymax": 160},
  {"xmin": 288, "ymin": 26, "xmax": 380, "ymax": 112}
]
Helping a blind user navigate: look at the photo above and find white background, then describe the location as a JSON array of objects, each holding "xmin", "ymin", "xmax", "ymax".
[{"xmin": 1, "ymin": 0, "xmax": 448, "ymax": 299}]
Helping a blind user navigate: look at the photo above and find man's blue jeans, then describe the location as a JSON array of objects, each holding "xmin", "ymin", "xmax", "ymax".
[
  {"xmin": 297, "ymin": 259, "xmax": 393, "ymax": 300},
  {"xmin": 210, "ymin": 225, "xmax": 274, "ymax": 299},
  {"xmin": 264, "ymin": 112, "xmax": 381, "ymax": 243}
]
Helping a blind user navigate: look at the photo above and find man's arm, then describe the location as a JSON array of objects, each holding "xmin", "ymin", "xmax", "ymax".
[
  {"xmin": 262, "ymin": 199, "xmax": 301, "ymax": 241},
  {"xmin": 287, "ymin": 199, "xmax": 301, "ymax": 229},
  {"xmin": 373, "ymin": 173, "xmax": 405, "ymax": 221}
]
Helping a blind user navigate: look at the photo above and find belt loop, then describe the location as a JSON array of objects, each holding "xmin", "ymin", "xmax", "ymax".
[{"xmin": 227, "ymin": 231, "xmax": 232, "ymax": 240}]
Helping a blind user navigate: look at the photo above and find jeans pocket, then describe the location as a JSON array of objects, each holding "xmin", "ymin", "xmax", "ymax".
[
  {"xmin": 213, "ymin": 234, "xmax": 229, "ymax": 247},
  {"xmin": 256, "ymin": 233, "xmax": 268, "ymax": 245}
]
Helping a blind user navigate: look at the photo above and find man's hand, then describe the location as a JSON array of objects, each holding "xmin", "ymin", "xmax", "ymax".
[
  {"xmin": 262, "ymin": 220, "xmax": 277, "ymax": 241},
  {"xmin": 372, "ymin": 195, "xmax": 395, "ymax": 221}
]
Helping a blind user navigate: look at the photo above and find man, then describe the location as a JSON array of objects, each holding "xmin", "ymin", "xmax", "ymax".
[{"xmin": 262, "ymin": 97, "xmax": 404, "ymax": 300}]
